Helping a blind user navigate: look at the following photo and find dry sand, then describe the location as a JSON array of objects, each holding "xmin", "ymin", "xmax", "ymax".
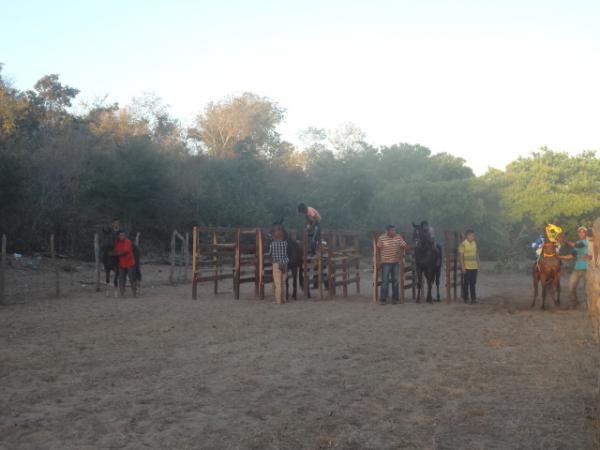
[{"xmin": 1, "ymin": 266, "xmax": 599, "ymax": 450}]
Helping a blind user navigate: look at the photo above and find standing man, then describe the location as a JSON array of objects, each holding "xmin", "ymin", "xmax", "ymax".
[
  {"xmin": 459, "ymin": 229, "xmax": 480, "ymax": 304},
  {"xmin": 559, "ymin": 226, "xmax": 589, "ymax": 308},
  {"xmin": 110, "ymin": 218, "xmax": 120, "ymax": 242},
  {"xmin": 113, "ymin": 230, "xmax": 137, "ymax": 298},
  {"xmin": 298, "ymin": 203, "xmax": 321, "ymax": 255},
  {"xmin": 377, "ymin": 225, "xmax": 409, "ymax": 305}
]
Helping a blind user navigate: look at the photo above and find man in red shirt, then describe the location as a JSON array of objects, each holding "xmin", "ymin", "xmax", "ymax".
[{"xmin": 112, "ymin": 231, "xmax": 137, "ymax": 297}]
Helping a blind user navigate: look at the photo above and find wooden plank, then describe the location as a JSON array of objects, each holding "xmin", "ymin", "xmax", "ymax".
[{"xmin": 196, "ymin": 274, "xmax": 234, "ymax": 282}]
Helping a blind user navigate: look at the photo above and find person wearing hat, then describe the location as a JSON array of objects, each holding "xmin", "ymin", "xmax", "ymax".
[
  {"xmin": 376, "ymin": 225, "xmax": 409, "ymax": 304},
  {"xmin": 559, "ymin": 226, "xmax": 589, "ymax": 308}
]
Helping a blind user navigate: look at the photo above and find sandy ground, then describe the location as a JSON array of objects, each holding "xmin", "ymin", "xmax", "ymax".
[{"xmin": 1, "ymin": 265, "xmax": 599, "ymax": 450}]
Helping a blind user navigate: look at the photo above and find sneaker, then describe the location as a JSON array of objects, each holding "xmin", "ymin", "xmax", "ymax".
[{"xmin": 379, "ymin": 300, "xmax": 387, "ymax": 305}]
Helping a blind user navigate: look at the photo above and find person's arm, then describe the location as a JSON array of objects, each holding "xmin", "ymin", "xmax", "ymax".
[
  {"xmin": 476, "ymin": 245, "xmax": 481, "ymax": 270},
  {"xmin": 458, "ymin": 245, "xmax": 465, "ymax": 273}
]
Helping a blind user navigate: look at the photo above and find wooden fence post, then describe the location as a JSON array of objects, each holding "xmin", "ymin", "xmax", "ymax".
[
  {"xmin": 169, "ymin": 230, "xmax": 176, "ymax": 285},
  {"xmin": 234, "ymin": 229, "xmax": 241, "ymax": 300},
  {"xmin": 317, "ymin": 240, "xmax": 323, "ymax": 299},
  {"xmin": 400, "ymin": 247, "xmax": 406, "ymax": 304},
  {"xmin": 212, "ymin": 232, "xmax": 219, "ymax": 294},
  {"xmin": 184, "ymin": 232, "xmax": 189, "ymax": 282},
  {"xmin": 372, "ymin": 235, "xmax": 379, "ymax": 303},
  {"xmin": 0, "ymin": 234, "xmax": 6, "ymax": 304},
  {"xmin": 258, "ymin": 229, "xmax": 265, "ymax": 299},
  {"xmin": 192, "ymin": 227, "xmax": 198, "ymax": 300},
  {"xmin": 51, "ymin": 234, "xmax": 60, "ymax": 298},
  {"xmin": 94, "ymin": 233, "xmax": 100, "ymax": 292},
  {"xmin": 444, "ymin": 231, "xmax": 451, "ymax": 302}
]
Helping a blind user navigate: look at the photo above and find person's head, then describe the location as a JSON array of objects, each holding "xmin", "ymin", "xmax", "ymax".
[
  {"xmin": 421, "ymin": 220, "xmax": 429, "ymax": 228},
  {"xmin": 118, "ymin": 230, "xmax": 127, "ymax": 241},
  {"xmin": 577, "ymin": 226, "xmax": 588, "ymax": 240},
  {"xmin": 111, "ymin": 218, "xmax": 120, "ymax": 231},
  {"xmin": 271, "ymin": 223, "xmax": 284, "ymax": 240},
  {"xmin": 465, "ymin": 229, "xmax": 476, "ymax": 242},
  {"xmin": 297, "ymin": 203, "xmax": 307, "ymax": 214},
  {"xmin": 386, "ymin": 225, "xmax": 396, "ymax": 237}
]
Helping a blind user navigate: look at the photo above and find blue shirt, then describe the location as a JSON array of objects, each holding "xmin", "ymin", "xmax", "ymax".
[{"xmin": 573, "ymin": 238, "xmax": 589, "ymax": 270}]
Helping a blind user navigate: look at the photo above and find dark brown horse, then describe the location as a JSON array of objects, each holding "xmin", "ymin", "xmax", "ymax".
[
  {"xmin": 531, "ymin": 239, "xmax": 561, "ymax": 309},
  {"xmin": 270, "ymin": 222, "xmax": 306, "ymax": 300}
]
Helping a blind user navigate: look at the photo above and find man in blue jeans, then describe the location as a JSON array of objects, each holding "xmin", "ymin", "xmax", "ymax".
[{"xmin": 377, "ymin": 225, "xmax": 409, "ymax": 304}]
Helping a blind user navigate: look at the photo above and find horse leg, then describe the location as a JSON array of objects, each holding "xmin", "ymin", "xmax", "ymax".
[
  {"xmin": 531, "ymin": 266, "xmax": 539, "ymax": 308},
  {"xmin": 435, "ymin": 267, "xmax": 441, "ymax": 302},
  {"xmin": 426, "ymin": 274, "xmax": 433, "ymax": 303},
  {"xmin": 292, "ymin": 267, "xmax": 298, "ymax": 300},
  {"xmin": 105, "ymin": 269, "xmax": 111, "ymax": 298},
  {"xmin": 541, "ymin": 277, "xmax": 547, "ymax": 310},
  {"xmin": 416, "ymin": 267, "xmax": 422, "ymax": 303}
]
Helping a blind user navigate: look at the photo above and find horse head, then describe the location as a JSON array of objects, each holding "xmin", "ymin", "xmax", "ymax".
[{"xmin": 412, "ymin": 221, "xmax": 434, "ymax": 250}]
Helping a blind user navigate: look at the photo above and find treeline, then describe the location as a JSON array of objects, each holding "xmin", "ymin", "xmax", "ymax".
[{"xmin": 1, "ymin": 67, "xmax": 600, "ymax": 259}]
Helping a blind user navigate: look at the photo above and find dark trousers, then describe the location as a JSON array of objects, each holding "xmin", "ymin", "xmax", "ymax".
[
  {"xmin": 118, "ymin": 266, "xmax": 137, "ymax": 296},
  {"xmin": 309, "ymin": 223, "xmax": 321, "ymax": 255},
  {"xmin": 462, "ymin": 269, "xmax": 478, "ymax": 301},
  {"xmin": 380, "ymin": 263, "xmax": 400, "ymax": 302}
]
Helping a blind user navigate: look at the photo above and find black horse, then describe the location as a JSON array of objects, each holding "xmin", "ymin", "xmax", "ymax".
[
  {"xmin": 100, "ymin": 228, "xmax": 142, "ymax": 297},
  {"xmin": 412, "ymin": 221, "xmax": 442, "ymax": 303},
  {"xmin": 271, "ymin": 222, "xmax": 306, "ymax": 300}
]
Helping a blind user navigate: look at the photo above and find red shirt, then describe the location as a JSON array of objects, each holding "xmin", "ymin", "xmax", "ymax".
[{"xmin": 113, "ymin": 239, "xmax": 135, "ymax": 268}]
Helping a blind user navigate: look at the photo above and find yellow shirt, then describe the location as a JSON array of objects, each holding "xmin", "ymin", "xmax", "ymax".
[{"xmin": 458, "ymin": 240, "xmax": 479, "ymax": 270}]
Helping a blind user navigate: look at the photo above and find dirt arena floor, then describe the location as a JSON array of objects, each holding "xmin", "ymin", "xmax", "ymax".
[{"xmin": 1, "ymin": 265, "xmax": 599, "ymax": 450}]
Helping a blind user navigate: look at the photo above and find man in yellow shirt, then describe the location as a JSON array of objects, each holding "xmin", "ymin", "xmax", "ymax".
[{"xmin": 459, "ymin": 229, "xmax": 480, "ymax": 304}]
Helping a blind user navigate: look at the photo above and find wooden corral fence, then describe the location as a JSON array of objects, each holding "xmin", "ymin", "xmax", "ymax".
[
  {"xmin": 1, "ymin": 233, "xmax": 99, "ymax": 304},
  {"xmin": 443, "ymin": 231, "xmax": 464, "ymax": 302},
  {"xmin": 191, "ymin": 227, "xmax": 362, "ymax": 300},
  {"xmin": 191, "ymin": 227, "xmax": 263, "ymax": 300},
  {"xmin": 169, "ymin": 230, "xmax": 189, "ymax": 285},
  {"xmin": 371, "ymin": 231, "xmax": 416, "ymax": 303},
  {"xmin": 302, "ymin": 229, "xmax": 361, "ymax": 299}
]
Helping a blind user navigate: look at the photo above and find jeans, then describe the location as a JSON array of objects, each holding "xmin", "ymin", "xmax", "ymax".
[
  {"xmin": 568, "ymin": 269, "xmax": 586, "ymax": 306},
  {"xmin": 310, "ymin": 223, "xmax": 321, "ymax": 255},
  {"xmin": 380, "ymin": 263, "xmax": 399, "ymax": 302},
  {"xmin": 462, "ymin": 269, "xmax": 478, "ymax": 301}
]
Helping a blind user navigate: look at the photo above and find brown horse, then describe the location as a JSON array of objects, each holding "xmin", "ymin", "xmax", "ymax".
[{"xmin": 531, "ymin": 239, "xmax": 561, "ymax": 309}]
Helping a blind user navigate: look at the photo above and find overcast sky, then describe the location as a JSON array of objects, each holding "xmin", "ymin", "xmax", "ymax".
[{"xmin": 2, "ymin": 0, "xmax": 599, "ymax": 174}]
